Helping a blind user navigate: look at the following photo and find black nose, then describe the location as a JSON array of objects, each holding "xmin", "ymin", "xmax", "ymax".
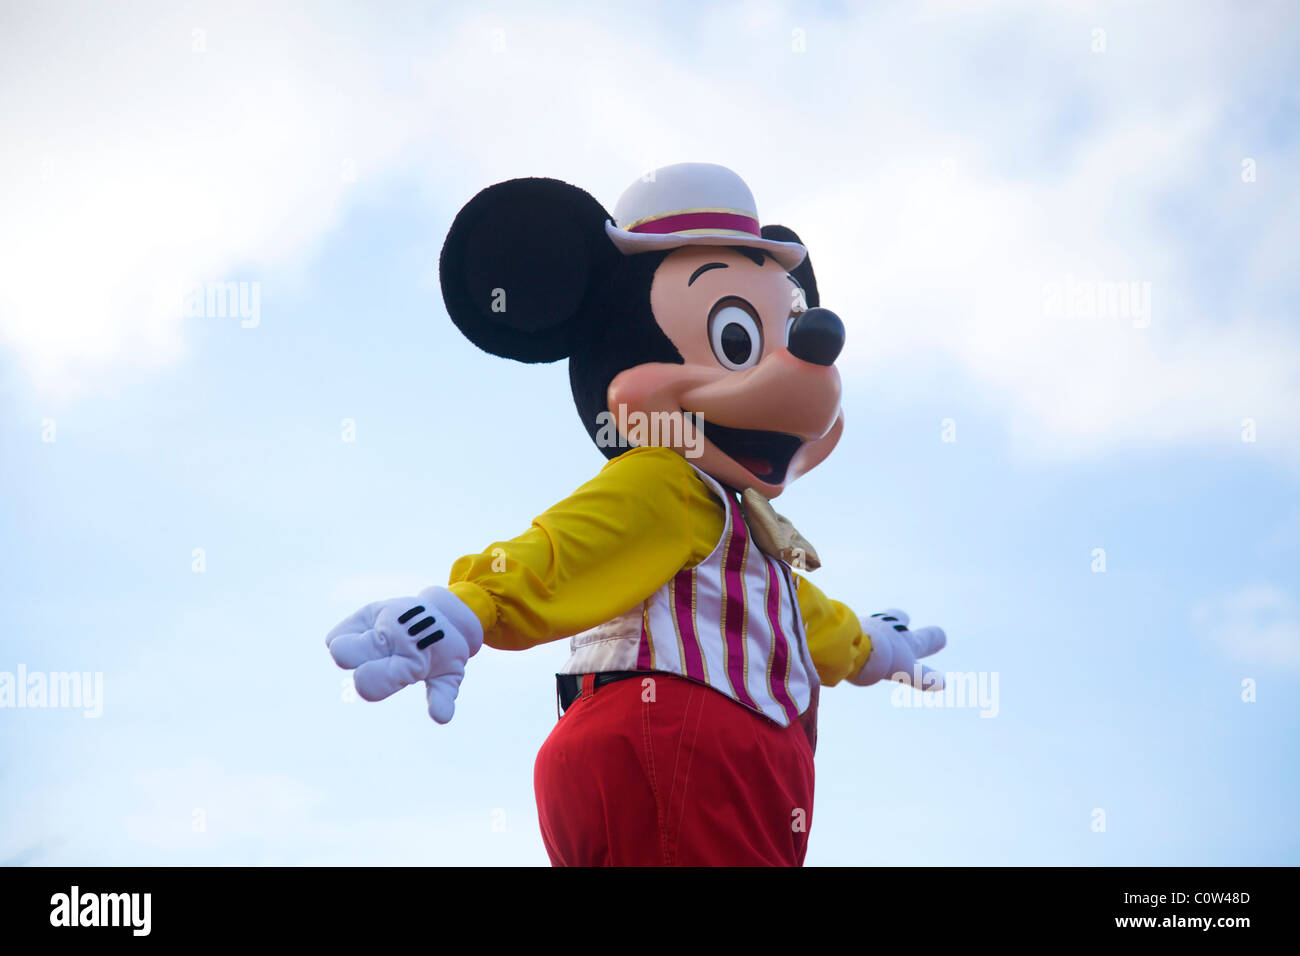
[{"xmin": 787, "ymin": 308, "xmax": 844, "ymax": 366}]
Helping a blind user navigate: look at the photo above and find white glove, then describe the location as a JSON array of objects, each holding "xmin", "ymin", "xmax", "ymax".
[
  {"xmin": 325, "ymin": 586, "xmax": 484, "ymax": 723},
  {"xmin": 850, "ymin": 609, "xmax": 947, "ymax": 691}
]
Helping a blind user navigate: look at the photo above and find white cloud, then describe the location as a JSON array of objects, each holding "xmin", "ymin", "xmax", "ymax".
[
  {"xmin": 806, "ymin": 120, "xmax": 1300, "ymax": 461},
  {"xmin": 2, "ymin": 0, "xmax": 1297, "ymax": 464},
  {"xmin": 1193, "ymin": 586, "xmax": 1300, "ymax": 673},
  {"xmin": 0, "ymin": 3, "xmax": 422, "ymax": 394}
]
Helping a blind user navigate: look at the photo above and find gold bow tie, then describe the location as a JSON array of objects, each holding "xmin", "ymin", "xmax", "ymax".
[{"xmin": 739, "ymin": 487, "xmax": 821, "ymax": 571}]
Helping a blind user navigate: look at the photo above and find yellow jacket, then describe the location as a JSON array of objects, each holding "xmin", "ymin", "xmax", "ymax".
[{"xmin": 448, "ymin": 446, "xmax": 873, "ymax": 686}]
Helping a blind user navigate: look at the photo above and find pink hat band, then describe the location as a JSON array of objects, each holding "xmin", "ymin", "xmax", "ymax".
[{"xmin": 625, "ymin": 208, "xmax": 761, "ymax": 238}]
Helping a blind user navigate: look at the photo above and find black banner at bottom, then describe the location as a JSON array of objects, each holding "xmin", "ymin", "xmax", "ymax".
[{"xmin": 0, "ymin": 866, "xmax": 1279, "ymax": 941}]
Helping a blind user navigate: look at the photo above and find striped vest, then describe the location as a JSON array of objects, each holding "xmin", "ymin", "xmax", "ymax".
[{"xmin": 560, "ymin": 465, "xmax": 819, "ymax": 728}]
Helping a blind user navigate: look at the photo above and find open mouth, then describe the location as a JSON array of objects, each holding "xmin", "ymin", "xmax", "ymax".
[{"xmin": 698, "ymin": 415, "xmax": 804, "ymax": 485}]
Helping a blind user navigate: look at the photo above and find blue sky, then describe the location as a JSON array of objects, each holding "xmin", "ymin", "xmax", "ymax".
[{"xmin": 1, "ymin": 0, "xmax": 1297, "ymax": 865}]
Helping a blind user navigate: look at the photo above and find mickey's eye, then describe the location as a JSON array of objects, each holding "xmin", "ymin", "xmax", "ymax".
[{"xmin": 708, "ymin": 300, "xmax": 763, "ymax": 371}]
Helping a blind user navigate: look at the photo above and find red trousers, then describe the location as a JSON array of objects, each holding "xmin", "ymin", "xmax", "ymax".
[{"xmin": 534, "ymin": 672, "xmax": 815, "ymax": 866}]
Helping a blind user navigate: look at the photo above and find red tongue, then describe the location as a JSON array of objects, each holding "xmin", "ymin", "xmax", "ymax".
[{"xmin": 736, "ymin": 455, "xmax": 773, "ymax": 478}]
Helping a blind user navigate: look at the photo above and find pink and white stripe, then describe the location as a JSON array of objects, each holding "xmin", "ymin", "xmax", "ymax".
[{"xmin": 634, "ymin": 468, "xmax": 816, "ymax": 727}]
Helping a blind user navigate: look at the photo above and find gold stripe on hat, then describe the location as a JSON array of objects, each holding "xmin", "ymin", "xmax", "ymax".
[
  {"xmin": 670, "ymin": 228, "xmax": 759, "ymax": 237},
  {"xmin": 621, "ymin": 205, "xmax": 758, "ymax": 231}
]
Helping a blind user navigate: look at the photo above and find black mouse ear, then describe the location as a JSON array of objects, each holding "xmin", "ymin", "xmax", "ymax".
[
  {"xmin": 761, "ymin": 224, "xmax": 819, "ymax": 308},
  {"xmin": 439, "ymin": 177, "xmax": 620, "ymax": 363}
]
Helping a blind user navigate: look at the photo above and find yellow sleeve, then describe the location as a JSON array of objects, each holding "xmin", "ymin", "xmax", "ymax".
[
  {"xmin": 448, "ymin": 446, "xmax": 722, "ymax": 651},
  {"xmin": 794, "ymin": 574, "xmax": 873, "ymax": 687}
]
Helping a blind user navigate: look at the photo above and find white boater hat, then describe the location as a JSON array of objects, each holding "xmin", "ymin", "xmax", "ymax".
[{"xmin": 605, "ymin": 162, "xmax": 807, "ymax": 270}]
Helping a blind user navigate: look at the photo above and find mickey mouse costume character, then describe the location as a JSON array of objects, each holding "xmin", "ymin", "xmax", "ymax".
[{"xmin": 326, "ymin": 163, "xmax": 948, "ymax": 866}]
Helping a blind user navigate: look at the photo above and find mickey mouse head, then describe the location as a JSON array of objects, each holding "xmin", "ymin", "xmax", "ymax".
[{"xmin": 439, "ymin": 163, "xmax": 845, "ymax": 497}]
